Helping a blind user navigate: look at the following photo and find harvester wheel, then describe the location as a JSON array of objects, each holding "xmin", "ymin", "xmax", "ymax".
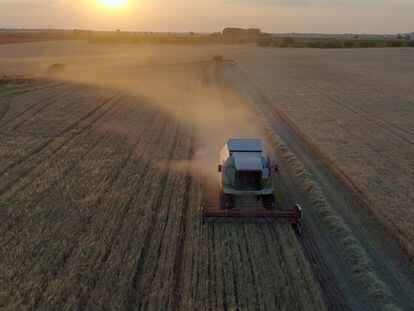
[{"xmin": 262, "ymin": 194, "xmax": 275, "ymax": 210}]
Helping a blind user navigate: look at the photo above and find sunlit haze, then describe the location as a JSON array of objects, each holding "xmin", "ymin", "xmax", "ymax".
[
  {"xmin": 0, "ymin": 0, "xmax": 413, "ymax": 34},
  {"xmin": 100, "ymin": 0, "xmax": 128, "ymax": 9}
]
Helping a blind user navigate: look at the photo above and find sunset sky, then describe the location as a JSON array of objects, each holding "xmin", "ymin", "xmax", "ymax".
[{"xmin": 0, "ymin": 0, "xmax": 413, "ymax": 34}]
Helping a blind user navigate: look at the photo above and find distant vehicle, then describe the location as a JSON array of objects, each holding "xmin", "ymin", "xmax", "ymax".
[
  {"xmin": 47, "ymin": 63, "xmax": 66, "ymax": 74},
  {"xmin": 202, "ymin": 138, "xmax": 303, "ymax": 234},
  {"xmin": 212, "ymin": 55, "xmax": 224, "ymax": 61}
]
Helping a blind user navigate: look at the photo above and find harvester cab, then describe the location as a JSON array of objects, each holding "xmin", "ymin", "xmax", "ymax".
[{"xmin": 202, "ymin": 139, "xmax": 303, "ymax": 235}]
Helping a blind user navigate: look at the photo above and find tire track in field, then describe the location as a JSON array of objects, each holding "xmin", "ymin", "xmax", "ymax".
[
  {"xmin": 30, "ymin": 106, "xmax": 150, "ymax": 309},
  {"xmin": 0, "ymin": 106, "xmax": 133, "ymax": 250},
  {"xmin": 0, "ymin": 93, "xmax": 123, "ymax": 200},
  {"xmin": 193, "ymin": 62, "xmax": 223, "ymax": 310},
  {"xmin": 67, "ymin": 69, "xmax": 180, "ymax": 308},
  {"xmin": 0, "ymin": 91, "xmax": 122, "ymax": 180},
  {"xmin": 0, "ymin": 69, "xmax": 160, "ymax": 170},
  {"xmin": 132, "ymin": 149, "xmax": 181, "ymax": 309},
  {"xmin": 9, "ymin": 85, "xmax": 91, "ymax": 131},
  {"xmin": 141, "ymin": 147, "xmax": 186, "ymax": 309},
  {"xmin": 189, "ymin": 179, "xmax": 204, "ymax": 308},
  {"xmin": 0, "ymin": 81, "xmax": 67, "ymax": 98},
  {"xmin": 14, "ymin": 91, "xmax": 170, "ymax": 310},
  {"xmin": 0, "ymin": 103, "xmax": 9, "ymax": 123},
  {"xmin": 229, "ymin": 63, "xmax": 414, "ymax": 310},
  {"xmin": 0, "ymin": 96, "xmax": 126, "ymax": 225},
  {"xmin": 0, "ymin": 102, "xmax": 130, "ymax": 204},
  {"xmin": 0, "ymin": 134, "xmax": 106, "ymax": 238},
  {"xmin": 198, "ymin": 56, "xmax": 240, "ymax": 304},
  {"xmin": 288, "ymin": 63, "xmax": 414, "ymax": 138},
  {"xmin": 3, "ymin": 95, "xmax": 131, "ymax": 187},
  {"xmin": 164, "ymin": 64, "xmax": 200, "ymax": 310},
  {"xmin": 0, "ymin": 84, "xmax": 76, "ymax": 129},
  {"xmin": 71, "ymin": 109, "xmax": 169, "ymax": 308},
  {"xmin": 278, "ymin": 72, "xmax": 413, "ymax": 166},
  {"xmin": 175, "ymin": 163, "xmax": 201, "ymax": 309},
  {"xmin": 0, "ymin": 100, "xmax": 139, "ymax": 238},
  {"xmin": 130, "ymin": 63, "xmax": 199, "ymax": 310},
  {"xmin": 130, "ymin": 121, "xmax": 181, "ymax": 301},
  {"xmin": 188, "ymin": 62, "xmax": 220, "ymax": 310},
  {"xmin": 16, "ymin": 81, "xmax": 68, "ymax": 94},
  {"xmin": 288, "ymin": 72, "xmax": 414, "ymax": 146},
  {"xmin": 257, "ymin": 65, "xmax": 413, "ymax": 168},
  {"xmin": 29, "ymin": 124, "xmax": 132, "ymax": 307},
  {"xmin": 169, "ymin": 138, "xmax": 195, "ymax": 311}
]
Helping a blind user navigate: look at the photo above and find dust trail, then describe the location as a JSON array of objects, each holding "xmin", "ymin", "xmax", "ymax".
[
  {"xmin": 91, "ymin": 59, "xmax": 265, "ymax": 179},
  {"xmin": 189, "ymin": 62, "xmax": 265, "ymax": 180},
  {"xmin": 3, "ymin": 42, "xmax": 264, "ymax": 177}
]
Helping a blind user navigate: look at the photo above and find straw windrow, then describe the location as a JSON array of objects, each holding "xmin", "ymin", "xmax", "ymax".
[{"xmin": 257, "ymin": 114, "xmax": 398, "ymax": 309}]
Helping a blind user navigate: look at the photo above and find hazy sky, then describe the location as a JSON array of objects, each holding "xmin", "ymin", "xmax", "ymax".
[{"xmin": 0, "ymin": 0, "xmax": 413, "ymax": 34}]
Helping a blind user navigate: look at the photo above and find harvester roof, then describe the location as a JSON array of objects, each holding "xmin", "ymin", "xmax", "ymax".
[
  {"xmin": 228, "ymin": 139, "xmax": 263, "ymax": 152},
  {"xmin": 234, "ymin": 152, "xmax": 263, "ymax": 171}
]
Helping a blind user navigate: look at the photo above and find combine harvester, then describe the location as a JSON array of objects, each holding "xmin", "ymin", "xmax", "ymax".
[
  {"xmin": 202, "ymin": 139, "xmax": 303, "ymax": 235},
  {"xmin": 212, "ymin": 55, "xmax": 224, "ymax": 61}
]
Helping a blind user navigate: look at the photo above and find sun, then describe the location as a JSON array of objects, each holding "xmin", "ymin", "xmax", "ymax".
[{"xmin": 100, "ymin": 0, "xmax": 128, "ymax": 8}]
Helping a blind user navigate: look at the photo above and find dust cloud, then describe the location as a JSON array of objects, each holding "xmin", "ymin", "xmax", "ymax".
[{"xmin": 3, "ymin": 42, "xmax": 264, "ymax": 178}]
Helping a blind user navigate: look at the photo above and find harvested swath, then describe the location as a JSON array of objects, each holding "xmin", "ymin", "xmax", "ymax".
[{"xmin": 257, "ymin": 114, "xmax": 395, "ymax": 308}]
